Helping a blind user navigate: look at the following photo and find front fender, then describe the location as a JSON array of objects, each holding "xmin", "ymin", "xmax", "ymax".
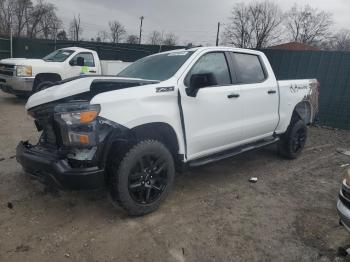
[{"xmin": 90, "ymin": 83, "xmax": 186, "ymax": 155}]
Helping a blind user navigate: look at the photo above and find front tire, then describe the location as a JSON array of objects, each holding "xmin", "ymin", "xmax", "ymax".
[
  {"xmin": 279, "ymin": 118, "xmax": 308, "ymax": 159},
  {"xmin": 32, "ymin": 81, "xmax": 53, "ymax": 94},
  {"xmin": 110, "ymin": 140, "xmax": 175, "ymax": 216}
]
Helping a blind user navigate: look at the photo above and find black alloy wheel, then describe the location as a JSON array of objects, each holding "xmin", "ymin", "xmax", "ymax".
[
  {"xmin": 110, "ymin": 140, "xmax": 175, "ymax": 216},
  {"xmin": 128, "ymin": 154, "xmax": 169, "ymax": 204}
]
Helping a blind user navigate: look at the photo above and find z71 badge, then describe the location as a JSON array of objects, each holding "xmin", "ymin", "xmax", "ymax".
[{"xmin": 156, "ymin": 86, "xmax": 175, "ymax": 93}]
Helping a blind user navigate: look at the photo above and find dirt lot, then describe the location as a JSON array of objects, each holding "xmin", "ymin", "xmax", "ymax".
[{"xmin": 0, "ymin": 92, "xmax": 350, "ymax": 262}]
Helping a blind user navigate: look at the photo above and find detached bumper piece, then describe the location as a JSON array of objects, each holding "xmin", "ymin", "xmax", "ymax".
[
  {"xmin": 16, "ymin": 141, "xmax": 105, "ymax": 190},
  {"xmin": 337, "ymin": 180, "xmax": 350, "ymax": 231}
]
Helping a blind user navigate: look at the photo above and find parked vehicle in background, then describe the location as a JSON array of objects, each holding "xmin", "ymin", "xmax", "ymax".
[
  {"xmin": 0, "ymin": 47, "xmax": 131, "ymax": 97},
  {"xmin": 16, "ymin": 47, "xmax": 319, "ymax": 216},
  {"xmin": 337, "ymin": 168, "xmax": 350, "ymax": 231}
]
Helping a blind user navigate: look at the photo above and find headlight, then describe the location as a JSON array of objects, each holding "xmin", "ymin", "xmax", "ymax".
[
  {"xmin": 16, "ymin": 65, "xmax": 32, "ymax": 77},
  {"xmin": 345, "ymin": 168, "xmax": 350, "ymax": 186},
  {"xmin": 54, "ymin": 103, "xmax": 100, "ymax": 146}
]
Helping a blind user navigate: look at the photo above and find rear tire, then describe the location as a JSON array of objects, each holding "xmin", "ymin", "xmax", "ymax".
[
  {"xmin": 278, "ymin": 117, "xmax": 308, "ymax": 159},
  {"xmin": 109, "ymin": 140, "xmax": 175, "ymax": 216}
]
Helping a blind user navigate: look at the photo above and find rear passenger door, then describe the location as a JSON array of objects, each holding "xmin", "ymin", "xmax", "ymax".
[{"xmin": 230, "ymin": 52, "xmax": 279, "ymax": 141}]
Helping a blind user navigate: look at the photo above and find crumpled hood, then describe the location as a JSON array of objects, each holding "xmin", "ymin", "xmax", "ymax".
[
  {"xmin": 25, "ymin": 76, "xmax": 157, "ymax": 110},
  {"xmin": 1, "ymin": 58, "xmax": 44, "ymax": 66}
]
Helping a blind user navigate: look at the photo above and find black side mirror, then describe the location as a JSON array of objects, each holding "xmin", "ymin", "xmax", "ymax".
[
  {"xmin": 186, "ymin": 73, "xmax": 217, "ymax": 97},
  {"xmin": 76, "ymin": 57, "xmax": 85, "ymax": 66}
]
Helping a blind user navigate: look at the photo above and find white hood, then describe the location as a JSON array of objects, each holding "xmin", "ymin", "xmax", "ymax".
[
  {"xmin": 1, "ymin": 58, "xmax": 45, "ymax": 66},
  {"xmin": 25, "ymin": 76, "xmax": 150, "ymax": 110}
]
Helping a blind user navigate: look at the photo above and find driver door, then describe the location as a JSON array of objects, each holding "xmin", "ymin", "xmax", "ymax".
[
  {"xmin": 68, "ymin": 52, "xmax": 98, "ymax": 78},
  {"xmin": 179, "ymin": 52, "xmax": 244, "ymax": 160}
]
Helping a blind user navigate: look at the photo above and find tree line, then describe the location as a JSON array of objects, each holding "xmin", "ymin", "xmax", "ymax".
[
  {"xmin": 0, "ymin": 0, "xmax": 349, "ymax": 50},
  {"xmin": 0, "ymin": 0, "xmax": 179, "ymax": 46},
  {"xmin": 223, "ymin": 1, "xmax": 350, "ymax": 51}
]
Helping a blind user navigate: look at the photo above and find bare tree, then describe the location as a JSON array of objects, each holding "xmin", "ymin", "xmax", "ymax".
[
  {"xmin": 13, "ymin": 0, "xmax": 32, "ymax": 37},
  {"xmin": 97, "ymin": 30, "xmax": 109, "ymax": 42},
  {"xmin": 38, "ymin": 3, "xmax": 61, "ymax": 39},
  {"xmin": 148, "ymin": 30, "xmax": 162, "ymax": 45},
  {"xmin": 69, "ymin": 14, "xmax": 82, "ymax": 41},
  {"xmin": 163, "ymin": 33, "xmax": 177, "ymax": 46},
  {"xmin": 322, "ymin": 30, "xmax": 350, "ymax": 51},
  {"xmin": 126, "ymin": 34, "xmax": 139, "ymax": 44},
  {"xmin": 0, "ymin": 0, "xmax": 60, "ymax": 38},
  {"xmin": 26, "ymin": 0, "xmax": 60, "ymax": 39},
  {"xmin": 333, "ymin": 30, "xmax": 350, "ymax": 51},
  {"xmin": 284, "ymin": 4, "xmax": 333, "ymax": 44},
  {"xmin": 0, "ymin": 0, "xmax": 15, "ymax": 36},
  {"xmin": 224, "ymin": 1, "xmax": 282, "ymax": 48},
  {"xmin": 109, "ymin": 21, "xmax": 126, "ymax": 43},
  {"xmin": 56, "ymin": 29, "xmax": 67, "ymax": 40},
  {"xmin": 223, "ymin": 3, "xmax": 253, "ymax": 48}
]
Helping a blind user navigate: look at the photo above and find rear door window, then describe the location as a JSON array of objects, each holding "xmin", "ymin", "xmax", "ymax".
[{"xmin": 233, "ymin": 53, "xmax": 266, "ymax": 84}]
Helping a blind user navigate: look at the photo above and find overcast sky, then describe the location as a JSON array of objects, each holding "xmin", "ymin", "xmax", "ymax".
[{"xmin": 45, "ymin": 0, "xmax": 350, "ymax": 45}]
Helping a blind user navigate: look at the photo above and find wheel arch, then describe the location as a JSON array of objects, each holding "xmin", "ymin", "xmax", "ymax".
[
  {"xmin": 130, "ymin": 122, "xmax": 180, "ymax": 159},
  {"xmin": 293, "ymin": 101, "xmax": 312, "ymax": 125},
  {"xmin": 34, "ymin": 73, "xmax": 62, "ymax": 86},
  {"xmin": 103, "ymin": 122, "xmax": 183, "ymax": 183}
]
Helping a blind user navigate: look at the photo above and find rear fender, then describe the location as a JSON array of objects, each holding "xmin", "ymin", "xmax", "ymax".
[{"xmin": 276, "ymin": 79, "xmax": 319, "ymax": 134}]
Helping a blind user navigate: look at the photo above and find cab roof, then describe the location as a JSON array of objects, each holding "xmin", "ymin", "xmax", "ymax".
[{"xmin": 60, "ymin": 46, "xmax": 95, "ymax": 52}]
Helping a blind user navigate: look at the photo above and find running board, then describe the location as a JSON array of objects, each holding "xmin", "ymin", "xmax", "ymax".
[{"xmin": 188, "ymin": 137, "xmax": 280, "ymax": 167}]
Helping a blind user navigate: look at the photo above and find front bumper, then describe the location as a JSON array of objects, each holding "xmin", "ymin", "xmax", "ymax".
[
  {"xmin": 0, "ymin": 75, "xmax": 34, "ymax": 95},
  {"xmin": 16, "ymin": 141, "xmax": 105, "ymax": 190},
  {"xmin": 337, "ymin": 180, "xmax": 350, "ymax": 231}
]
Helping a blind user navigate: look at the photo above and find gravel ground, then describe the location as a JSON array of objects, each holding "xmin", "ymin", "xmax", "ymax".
[{"xmin": 0, "ymin": 92, "xmax": 350, "ymax": 262}]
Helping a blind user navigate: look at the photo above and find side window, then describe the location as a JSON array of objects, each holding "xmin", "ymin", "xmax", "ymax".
[
  {"xmin": 233, "ymin": 53, "xmax": 266, "ymax": 84},
  {"xmin": 70, "ymin": 52, "xmax": 95, "ymax": 67},
  {"xmin": 185, "ymin": 52, "xmax": 231, "ymax": 87}
]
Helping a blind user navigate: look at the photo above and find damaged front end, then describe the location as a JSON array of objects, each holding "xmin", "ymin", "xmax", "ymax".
[{"xmin": 16, "ymin": 100, "xmax": 127, "ymax": 190}]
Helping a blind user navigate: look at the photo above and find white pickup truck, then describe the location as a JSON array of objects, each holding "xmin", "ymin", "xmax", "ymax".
[
  {"xmin": 0, "ymin": 47, "xmax": 131, "ymax": 97},
  {"xmin": 16, "ymin": 47, "xmax": 319, "ymax": 216}
]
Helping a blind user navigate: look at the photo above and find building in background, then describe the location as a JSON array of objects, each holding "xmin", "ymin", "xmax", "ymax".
[{"xmin": 268, "ymin": 42, "xmax": 320, "ymax": 51}]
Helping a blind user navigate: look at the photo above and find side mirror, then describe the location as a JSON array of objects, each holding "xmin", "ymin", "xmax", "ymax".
[
  {"xmin": 76, "ymin": 57, "xmax": 85, "ymax": 67},
  {"xmin": 186, "ymin": 73, "xmax": 217, "ymax": 97}
]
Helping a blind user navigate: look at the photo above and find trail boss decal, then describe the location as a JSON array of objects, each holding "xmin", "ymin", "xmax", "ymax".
[
  {"xmin": 156, "ymin": 86, "xmax": 175, "ymax": 93},
  {"xmin": 290, "ymin": 84, "xmax": 308, "ymax": 93}
]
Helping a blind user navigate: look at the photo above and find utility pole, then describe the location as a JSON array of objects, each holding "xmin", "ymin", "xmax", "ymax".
[
  {"xmin": 9, "ymin": 15, "xmax": 13, "ymax": 58},
  {"xmin": 139, "ymin": 16, "xmax": 144, "ymax": 45},
  {"xmin": 216, "ymin": 22, "xmax": 221, "ymax": 46}
]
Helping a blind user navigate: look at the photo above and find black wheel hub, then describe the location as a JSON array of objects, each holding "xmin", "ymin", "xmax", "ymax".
[{"xmin": 128, "ymin": 154, "xmax": 168, "ymax": 204}]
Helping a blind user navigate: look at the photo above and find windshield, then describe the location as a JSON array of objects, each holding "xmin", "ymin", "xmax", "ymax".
[
  {"xmin": 43, "ymin": 49, "xmax": 74, "ymax": 62},
  {"xmin": 117, "ymin": 51, "xmax": 194, "ymax": 81}
]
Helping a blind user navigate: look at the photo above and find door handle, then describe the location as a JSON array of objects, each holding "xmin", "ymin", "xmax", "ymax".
[
  {"xmin": 267, "ymin": 90, "xmax": 277, "ymax": 94},
  {"xmin": 89, "ymin": 70, "xmax": 96, "ymax": 73},
  {"xmin": 227, "ymin": 93, "xmax": 240, "ymax": 98}
]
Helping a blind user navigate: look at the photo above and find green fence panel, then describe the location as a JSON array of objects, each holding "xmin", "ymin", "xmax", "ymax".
[
  {"xmin": 0, "ymin": 37, "xmax": 11, "ymax": 59},
  {"xmin": 262, "ymin": 49, "xmax": 350, "ymax": 130},
  {"xmin": 11, "ymin": 37, "xmax": 184, "ymax": 62}
]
